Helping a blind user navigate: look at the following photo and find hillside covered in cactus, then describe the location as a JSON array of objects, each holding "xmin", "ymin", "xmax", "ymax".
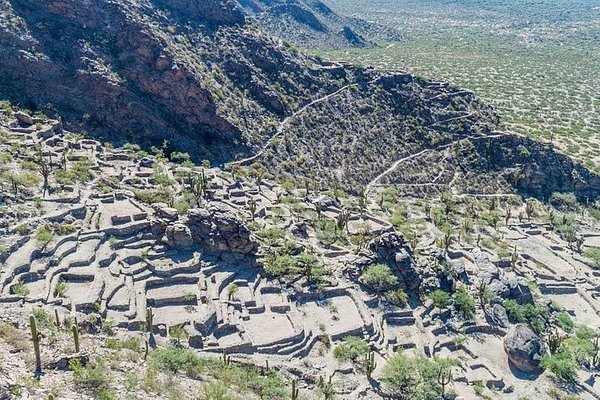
[{"xmin": 0, "ymin": 1, "xmax": 600, "ymax": 400}]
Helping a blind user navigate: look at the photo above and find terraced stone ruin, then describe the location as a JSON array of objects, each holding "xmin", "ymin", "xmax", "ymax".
[{"xmin": 0, "ymin": 1, "xmax": 600, "ymax": 399}]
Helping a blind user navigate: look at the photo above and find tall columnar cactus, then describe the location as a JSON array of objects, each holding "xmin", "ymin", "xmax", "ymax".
[
  {"xmin": 291, "ymin": 379, "xmax": 299, "ymax": 400},
  {"xmin": 365, "ymin": 350, "xmax": 377, "ymax": 379},
  {"xmin": 248, "ymin": 198, "xmax": 257, "ymax": 221},
  {"xmin": 437, "ymin": 366, "xmax": 452, "ymax": 397},
  {"xmin": 222, "ymin": 350, "xmax": 231, "ymax": 366},
  {"xmin": 53, "ymin": 309, "xmax": 60, "ymax": 328},
  {"xmin": 29, "ymin": 315, "xmax": 42, "ymax": 373},
  {"xmin": 547, "ymin": 329, "xmax": 563, "ymax": 355},
  {"xmin": 72, "ymin": 317, "xmax": 80, "ymax": 353},
  {"xmin": 146, "ymin": 307, "xmax": 154, "ymax": 333}
]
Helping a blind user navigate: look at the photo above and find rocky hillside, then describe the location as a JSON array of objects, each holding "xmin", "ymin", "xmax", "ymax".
[
  {"xmin": 1, "ymin": 107, "xmax": 600, "ymax": 399},
  {"xmin": 0, "ymin": 0, "xmax": 599, "ymax": 203},
  {"xmin": 236, "ymin": 0, "xmax": 400, "ymax": 49}
]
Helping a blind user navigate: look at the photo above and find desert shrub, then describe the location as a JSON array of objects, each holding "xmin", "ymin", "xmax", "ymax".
[
  {"xmin": 382, "ymin": 353, "xmax": 458, "ymax": 399},
  {"xmin": 453, "ymin": 288, "xmax": 476, "ymax": 319},
  {"xmin": 200, "ymin": 382, "xmax": 237, "ymax": 400},
  {"xmin": 258, "ymin": 227, "xmax": 286, "ymax": 245},
  {"xmin": 70, "ymin": 358, "xmax": 115, "ymax": 400},
  {"xmin": 429, "ymin": 289, "xmax": 451, "ymax": 310},
  {"xmin": 135, "ymin": 189, "xmax": 173, "ymax": 205},
  {"xmin": 386, "ymin": 288, "xmax": 409, "ymax": 306},
  {"xmin": 297, "ymin": 250, "xmax": 327, "ymax": 281},
  {"xmin": 549, "ymin": 192, "xmax": 578, "ymax": 211},
  {"xmin": 54, "ymin": 280, "xmax": 68, "ymax": 297},
  {"xmin": 333, "ymin": 336, "xmax": 369, "ymax": 362},
  {"xmin": 263, "ymin": 254, "xmax": 296, "ymax": 277},
  {"xmin": 105, "ymin": 336, "xmax": 141, "ymax": 353},
  {"xmin": 503, "ymin": 299, "xmax": 548, "ymax": 332},
  {"xmin": 541, "ymin": 350, "xmax": 578, "ymax": 382},
  {"xmin": 583, "ymin": 247, "xmax": 600, "ymax": 269},
  {"xmin": 556, "ymin": 311, "xmax": 574, "ymax": 333},
  {"xmin": 0, "ymin": 321, "xmax": 29, "ymax": 351},
  {"xmin": 11, "ymin": 281, "xmax": 29, "ymax": 296},
  {"xmin": 362, "ymin": 264, "xmax": 398, "ymax": 292},
  {"xmin": 389, "ymin": 207, "xmax": 409, "ymax": 228},
  {"xmin": 34, "ymin": 225, "xmax": 53, "ymax": 248},
  {"xmin": 150, "ymin": 347, "xmax": 286, "ymax": 399}
]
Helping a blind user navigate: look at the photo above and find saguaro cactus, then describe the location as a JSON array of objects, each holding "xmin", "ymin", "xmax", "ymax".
[
  {"xmin": 53, "ymin": 309, "xmax": 60, "ymax": 328},
  {"xmin": 437, "ymin": 366, "xmax": 452, "ymax": 397},
  {"xmin": 72, "ymin": 317, "xmax": 80, "ymax": 353},
  {"xmin": 291, "ymin": 379, "xmax": 299, "ymax": 400},
  {"xmin": 30, "ymin": 315, "xmax": 42, "ymax": 373},
  {"xmin": 146, "ymin": 307, "xmax": 154, "ymax": 333},
  {"xmin": 222, "ymin": 350, "xmax": 231, "ymax": 365},
  {"xmin": 365, "ymin": 350, "xmax": 377, "ymax": 378}
]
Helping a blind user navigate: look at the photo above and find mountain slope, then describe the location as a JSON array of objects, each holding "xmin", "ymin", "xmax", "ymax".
[
  {"xmin": 0, "ymin": 0, "xmax": 598, "ymax": 201},
  {"xmin": 236, "ymin": 0, "xmax": 400, "ymax": 49}
]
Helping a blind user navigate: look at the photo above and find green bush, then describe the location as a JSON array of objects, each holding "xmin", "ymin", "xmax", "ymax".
[
  {"xmin": 549, "ymin": 192, "xmax": 579, "ymax": 211},
  {"xmin": 503, "ymin": 299, "xmax": 548, "ymax": 332},
  {"xmin": 453, "ymin": 288, "xmax": 476, "ymax": 319},
  {"xmin": 34, "ymin": 225, "xmax": 54, "ymax": 248},
  {"xmin": 333, "ymin": 336, "xmax": 369, "ymax": 362},
  {"xmin": 583, "ymin": 247, "xmax": 600, "ymax": 269},
  {"xmin": 386, "ymin": 288, "xmax": 409, "ymax": 306},
  {"xmin": 263, "ymin": 254, "xmax": 296, "ymax": 277},
  {"xmin": 135, "ymin": 189, "xmax": 173, "ymax": 205},
  {"xmin": 541, "ymin": 351, "xmax": 578, "ymax": 382},
  {"xmin": 150, "ymin": 347, "xmax": 286, "ymax": 399},
  {"xmin": 556, "ymin": 312, "xmax": 574, "ymax": 333},
  {"xmin": 362, "ymin": 264, "xmax": 398, "ymax": 292},
  {"xmin": 382, "ymin": 354, "xmax": 458, "ymax": 399},
  {"xmin": 258, "ymin": 227, "xmax": 286, "ymax": 245},
  {"xmin": 429, "ymin": 289, "xmax": 451, "ymax": 310},
  {"xmin": 70, "ymin": 358, "xmax": 115, "ymax": 400}
]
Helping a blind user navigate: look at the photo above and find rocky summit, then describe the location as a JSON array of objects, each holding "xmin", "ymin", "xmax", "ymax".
[{"xmin": 0, "ymin": 1, "xmax": 600, "ymax": 400}]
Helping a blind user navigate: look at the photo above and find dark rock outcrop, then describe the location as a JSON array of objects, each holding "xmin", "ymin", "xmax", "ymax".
[
  {"xmin": 186, "ymin": 205, "xmax": 257, "ymax": 255},
  {"xmin": 368, "ymin": 232, "xmax": 421, "ymax": 291},
  {"xmin": 504, "ymin": 324, "xmax": 545, "ymax": 372}
]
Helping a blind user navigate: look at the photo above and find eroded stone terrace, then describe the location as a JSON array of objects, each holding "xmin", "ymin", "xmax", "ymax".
[{"xmin": 1, "ymin": 110, "xmax": 600, "ymax": 399}]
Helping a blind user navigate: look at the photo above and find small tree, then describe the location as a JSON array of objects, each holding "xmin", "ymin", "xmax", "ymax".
[
  {"xmin": 362, "ymin": 264, "xmax": 398, "ymax": 292},
  {"xmin": 227, "ymin": 284, "xmax": 239, "ymax": 301},
  {"xmin": 453, "ymin": 288, "xmax": 476, "ymax": 319},
  {"xmin": 429, "ymin": 290, "xmax": 451, "ymax": 312}
]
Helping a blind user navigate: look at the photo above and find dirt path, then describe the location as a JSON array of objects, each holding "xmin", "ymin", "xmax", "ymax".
[
  {"xmin": 365, "ymin": 133, "xmax": 508, "ymax": 197},
  {"xmin": 231, "ymin": 83, "xmax": 357, "ymax": 166}
]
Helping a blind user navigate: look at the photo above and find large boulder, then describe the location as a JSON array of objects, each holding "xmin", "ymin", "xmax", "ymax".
[
  {"xmin": 503, "ymin": 275, "xmax": 534, "ymax": 305},
  {"xmin": 186, "ymin": 205, "xmax": 257, "ymax": 255},
  {"xmin": 504, "ymin": 324, "xmax": 545, "ymax": 372},
  {"xmin": 163, "ymin": 223, "xmax": 194, "ymax": 250},
  {"xmin": 368, "ymin": 232, "xmax": 420, "ymax": 290}
]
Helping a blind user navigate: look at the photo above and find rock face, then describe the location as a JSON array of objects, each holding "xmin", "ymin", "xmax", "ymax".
[
  {"xmin": 368, "ymin": 232, "xmax": 421, "ymax": 290},
  {"xmin": 504, "ymin": 324, "xmax": 545, "ymax": 372},
  {"xmin": 0, "ymin": 0, "xmax": 598, "ymax": 201},
  {"xmin": 186, "ymin": 205, "xmax": 257, "ymax": 255},
  {"xmin": 163, "ymin": 224, "xmax": 194, "ymax": 250},
  {"xmin": 473, "ymin": 248, "xmax": 533, "ymax": 304},
  {"xmin": 236, "ymin": 0, "xmax": 399, "ymax": 49}
]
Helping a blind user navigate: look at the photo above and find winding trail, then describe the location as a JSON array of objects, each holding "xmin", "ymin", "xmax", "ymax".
[
  {"xmin": 231, "ymin": 83, "xmax": 357, "ymax": 166},
  {"xmin": 365, "ymin": 133, "xmax": 508, "ymax": 197}
]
